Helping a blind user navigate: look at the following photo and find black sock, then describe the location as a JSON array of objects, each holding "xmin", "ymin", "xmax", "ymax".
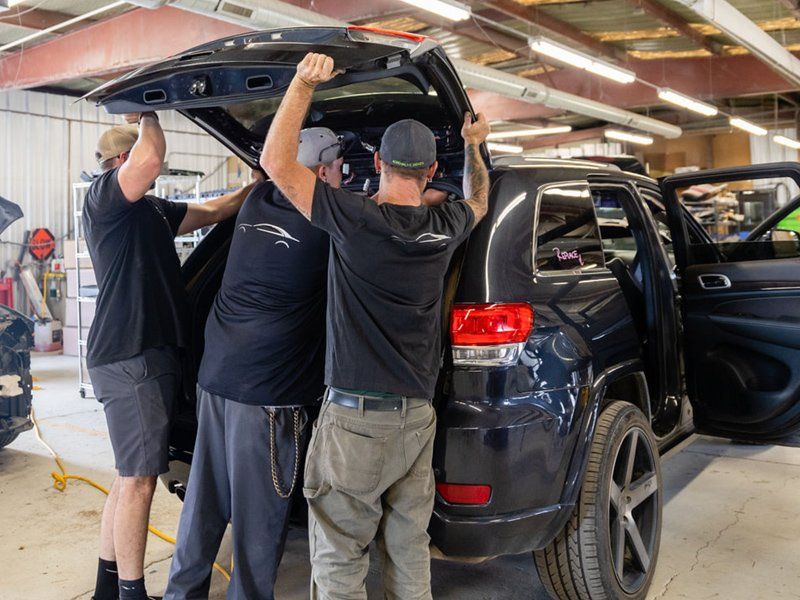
[
  {"xmin": 118, "ymin": 576, "xmax": 148, "ymax": 600},
  {"xmin": 94, "ymin": 558, "xmax": 118, "ymax": 600}
]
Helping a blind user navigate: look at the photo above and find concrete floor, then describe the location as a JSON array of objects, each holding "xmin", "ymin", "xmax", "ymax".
[{"xmin": 2, "ymin": 354, "xmax": 800, "ymax": 599}]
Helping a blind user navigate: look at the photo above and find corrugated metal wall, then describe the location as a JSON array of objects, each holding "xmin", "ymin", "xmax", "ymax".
[{"xmin": 0, "ymin": 89, "xmax": 234, "ymax": 270}]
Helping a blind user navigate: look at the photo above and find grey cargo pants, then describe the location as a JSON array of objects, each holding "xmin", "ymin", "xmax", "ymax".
[
  {"xmin": 164, "ymin": 387, "xmax": 310, "ymax": 600},
  {"xmin": 303, "ymin": 393, "xmax": 437, "ymax": 600}
]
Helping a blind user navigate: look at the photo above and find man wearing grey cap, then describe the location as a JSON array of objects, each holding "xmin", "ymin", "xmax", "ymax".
[
  {"xmin": 164, "ymin": 127, "xmax": 344, "ymax": 600},
  {"xmin": 85, "ymin": 112, "xmax": 258, "ymax": 600},
  {"xmin": 262, "ymin": 53, "xmax": 490, "ymax": 599}
]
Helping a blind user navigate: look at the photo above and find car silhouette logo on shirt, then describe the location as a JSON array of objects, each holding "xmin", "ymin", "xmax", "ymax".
[
  {"xmin": 390, "ymin": 232, "xmax": 451, "ymax": 247},
  {"xmin": 238, "ymin": 223, "xmax": 300, "ymax": 248}
]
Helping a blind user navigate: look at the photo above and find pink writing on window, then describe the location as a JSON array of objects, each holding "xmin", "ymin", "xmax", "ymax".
[{"xmin": 552, "ymin": 247, "xmax": 584, "ymax": 266}]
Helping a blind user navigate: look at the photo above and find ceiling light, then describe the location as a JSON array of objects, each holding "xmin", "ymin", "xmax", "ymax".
[
  {"xmin": 529, "ymin": 37, "xmax": 636, "ymax": 85},
  {"xmin": 657, "ymin": 88, "xmax": 718, "ymax": 117},
  {"xmin": 396, "ymin": 0, "xmax": 470, "ymax": 21},
  {"xmin": 487, "ymin": 125, "xmax": 572, "ymax": 140},
  {"xmin": 585, "ymin": 62, "xmax": 637, "ymax": 85},
  {"xmin": 487, "ymin": 142, "xmax": 524, "ymax": 154},
  {"xmin": 774, "ymin": 135, "xmax": 800, "ymax": 149},
  {"xmin": 729, "ymin": 117, "xmax": 767, "ymax": 136},
  {"xmin": 605, "ymin": 129, "xmax": 654, "ymax": 145}
]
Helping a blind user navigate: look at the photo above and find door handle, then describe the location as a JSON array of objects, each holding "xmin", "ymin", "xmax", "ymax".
[{"xmin": 698, "ymin": 273, "xmax": 732, "ymax": 290}]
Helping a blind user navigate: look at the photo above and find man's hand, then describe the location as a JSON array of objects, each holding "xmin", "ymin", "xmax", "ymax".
[
  {"xmin": 123, "ymin": 113, "xmax": 140, "ymax": 124},
  {"xmin": 462, "ymin": 112, "xmax": 490, "ymax": 146},
  {"xmin": 296, "ymin": 53, "xmax": 337, "ymax": 88},
  {"xmin": 251, "ymin": 169, "xmax": 266, "ymax": 184}
]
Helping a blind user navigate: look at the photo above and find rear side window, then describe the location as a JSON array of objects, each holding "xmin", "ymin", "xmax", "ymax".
[{"xmin": 535, "ymin": 183, "xmax": 604, "ymax": 273}]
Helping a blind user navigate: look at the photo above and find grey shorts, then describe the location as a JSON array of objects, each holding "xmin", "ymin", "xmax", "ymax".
[{"xmin": 89, "ymin": 346, "xmax": 180, "ymax": 477}]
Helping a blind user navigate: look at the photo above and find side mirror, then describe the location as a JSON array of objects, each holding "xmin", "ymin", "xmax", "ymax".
[{"xmin": 770, "ymin": 228, "xmax": 800, "ymax": 243}]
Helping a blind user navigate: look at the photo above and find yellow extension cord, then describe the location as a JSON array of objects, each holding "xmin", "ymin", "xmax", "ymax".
[{"xmin": 30, "ymin": 406, "xmax": 233, "ymax": 583}]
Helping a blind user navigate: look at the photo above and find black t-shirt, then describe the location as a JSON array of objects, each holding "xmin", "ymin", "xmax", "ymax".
[
  {"xmin": 199, "ymin": 183, "xmax": 329, "ymax": 406},
  {"xmin": 310, "ymin": 180, "xmax": 474, "ymax": 399},
  {"xmin": 83, "ymin": 168, "xmax": 188, "ymax": 368}
]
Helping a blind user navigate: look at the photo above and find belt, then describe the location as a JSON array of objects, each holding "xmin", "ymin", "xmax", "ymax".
[{"xmin": 327, "ymin": 388, "xmax": 430, "ymax": 412}]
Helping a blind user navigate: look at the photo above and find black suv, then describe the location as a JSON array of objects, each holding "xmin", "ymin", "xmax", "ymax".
[{"xmin": 88, "ymin": 27, "xmax": 800, "ymax": 600}]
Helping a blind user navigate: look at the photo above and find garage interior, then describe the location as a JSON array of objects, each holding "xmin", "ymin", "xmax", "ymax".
[{"xmin": 2, "ymin": 1, "xmax": 800, "ymax": 599}]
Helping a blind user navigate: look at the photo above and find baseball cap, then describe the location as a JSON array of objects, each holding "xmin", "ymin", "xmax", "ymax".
[
  {"xmin": 298, "ymin": 127, "xmax": 342, "ymax": 168},
  {"xmin": 379, "ymin": 119, "xmax": 436, "ymax": 170},
  {"xmin": 96, "ymin": 124, "xmax": 139, "ymax": 164}
]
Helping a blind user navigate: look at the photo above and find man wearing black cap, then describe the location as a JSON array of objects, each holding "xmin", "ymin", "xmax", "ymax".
[
  {"xmin": 261, "ymin": 53, "xmax": 490, "ymax": 599},
  {"xmin": 84, "ymin": 112, "xmax": 258, "ymax": 600}
]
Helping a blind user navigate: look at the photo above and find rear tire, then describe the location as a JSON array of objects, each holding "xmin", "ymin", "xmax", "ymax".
[
  {"xmin": 534, "ymin": 401, "xmax": 662, "ymax": 600},
  {"xmin": 0, "ymin": 430, "xmax": 20, "ymax": 450}
]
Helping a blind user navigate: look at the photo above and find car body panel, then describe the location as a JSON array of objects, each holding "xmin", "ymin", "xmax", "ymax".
[{"xmin": 0, "ymin": 305, "xmax": 35, "ymax": 445}]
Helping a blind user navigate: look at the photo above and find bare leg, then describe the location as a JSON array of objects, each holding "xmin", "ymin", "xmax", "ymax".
[
  {"xmin": 114, "ymin": 475, "xmax": 157, "ymax": 580},
  {"xmin": 100, "ymin": 476, "xmax": 120, "ymax": 561}
]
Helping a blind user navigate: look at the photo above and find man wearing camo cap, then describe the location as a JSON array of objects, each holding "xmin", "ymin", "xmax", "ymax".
[{"xmin": 164, "ymin": 127, "xmax": 345, "ymax": 600}]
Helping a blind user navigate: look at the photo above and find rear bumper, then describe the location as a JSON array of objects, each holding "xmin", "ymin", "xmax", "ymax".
[{"xmin": 430, "ymin": 502, "xmax": 572, "ymax": 557}]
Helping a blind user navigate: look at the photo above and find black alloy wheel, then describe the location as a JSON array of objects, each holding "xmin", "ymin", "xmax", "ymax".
[
  {"xmin": 608, "ymin": 426, "xmax": 660, "ymax": 593},
  {"xmin": 534, "ymin": 401, "xmax": 663, "ymax": 600}
]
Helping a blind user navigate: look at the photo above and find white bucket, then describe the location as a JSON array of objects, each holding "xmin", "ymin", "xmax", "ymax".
[{"xmin": 34, "ymin": 319, "xmax": 63, "ymax": 353}]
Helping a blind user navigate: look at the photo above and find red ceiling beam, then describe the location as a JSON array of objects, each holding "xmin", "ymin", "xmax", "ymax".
[
  {"xmin": 0, "ymin": 6, "xmax": 248, "ymax": 91},
  {"xmin": 626, "ymin": 0, "xmax": 724, "ymax": 56}
]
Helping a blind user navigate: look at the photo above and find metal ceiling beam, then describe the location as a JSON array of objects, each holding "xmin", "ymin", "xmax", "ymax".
[
  {"xmin": 479, "ymin": 0, "xmax": 624, "ymax": 60},
  {"xmin": 0, "ymin": 7, "xmax": 77, "ymax": 30},
  {"xmin": 676, "ymin": 0, "xmax": 800, "ymax": 88},
  {"xmin": 626, "ymin": 0, "xmax": 724, "ymax": 56},
  {"xmin": 0, "ymin": 7, "xmax": 247, "ymax": 90},
  {"xmin": 779, "ymin": 0, "xmax": 800, "ymax": 20},
  {"xmin": 468, "ymin": 50, "xmax": 796, "ymax": 122}
]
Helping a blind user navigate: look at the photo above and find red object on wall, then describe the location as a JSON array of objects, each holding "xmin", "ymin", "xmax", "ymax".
[
  {"xmin": 29, "ymin": 228, "xmax": 55, "ymax": 261},
  {"xmin": 0, "ymin": 277, "xmax": 14, "ymax": 309}
]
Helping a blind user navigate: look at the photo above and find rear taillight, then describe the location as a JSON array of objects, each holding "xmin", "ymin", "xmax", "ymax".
[
  {"xmin": 450, "ymin": 303, "xmax": 533, "ymax": 366},
  {"xmin": 436, "ymin": 483, "xmax": 492, "ymax": 505}
]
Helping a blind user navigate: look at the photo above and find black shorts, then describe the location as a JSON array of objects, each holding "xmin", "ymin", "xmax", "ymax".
[{"xmin": 89, "ymin": 347, "xmax": 180, "ymax": 477}]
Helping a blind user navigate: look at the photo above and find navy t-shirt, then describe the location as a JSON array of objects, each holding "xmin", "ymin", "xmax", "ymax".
[
  {"xmin": 83, "ymin": 168, "xmax": 188, "ymax": 368},
  {"xmin": 199, "ymin": 183, "xmax": 329, "ymax": 406},
  {"xmin": 310, "ymin": 180, "xmax": 474, "ymax": 399}
]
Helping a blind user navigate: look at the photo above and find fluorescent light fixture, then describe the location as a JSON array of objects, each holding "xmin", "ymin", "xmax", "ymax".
[
  {"xmin": 396, "ymin": 0, "xmax": 470, "ymax": 21},
  {"xmin": 0, "ymin": 1, "xmax": 127, "ymax": 53},
  {"xmin": 487, "ymin": 142, "xmax": 524, "ymax": 154},
  {"xmin": 605, "ymin": 129, "xmax": 654, "ymax": 146},
  {"xmin": 529, "ymin": 37, "xmax": 636, "ymax": 84},
  {"xmin": 585, "ymin": 62, "xmax": 637, "ymax": 85},
  {"xmin": 774, "ymin": 135, "xmax": 800, "ymax": 150},
  {"xmin": 729, "ymin": 117, "xmax": 767, "ymax": 136},
  {"xmin": 657, "ymin": 88, "xmax": 718, "ymax": 117},
  {"xmin": 487, "ymin": 125, "xmax": 572, "ymax": 140}
]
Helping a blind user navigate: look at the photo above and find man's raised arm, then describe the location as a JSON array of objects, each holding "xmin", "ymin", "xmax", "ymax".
[
  {"xmin": 460, "ymin": 112, "xmax": 491, "ymax": 226},
  {"xmin": 260, "ymin": 53, "xmax": 338, "ymax": 220},
  {"xmin": 118, "ymin": 112, "xmax": 166, "ymax": 203}
]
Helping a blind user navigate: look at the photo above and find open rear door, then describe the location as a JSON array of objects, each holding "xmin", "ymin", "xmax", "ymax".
[
  {"xmin": 83, "ymin": 27, "xmax": 473, "ymax": 167},
  {"xmin": 662, "ymin": 164, "xmax": 800, "ymax": 442}
]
